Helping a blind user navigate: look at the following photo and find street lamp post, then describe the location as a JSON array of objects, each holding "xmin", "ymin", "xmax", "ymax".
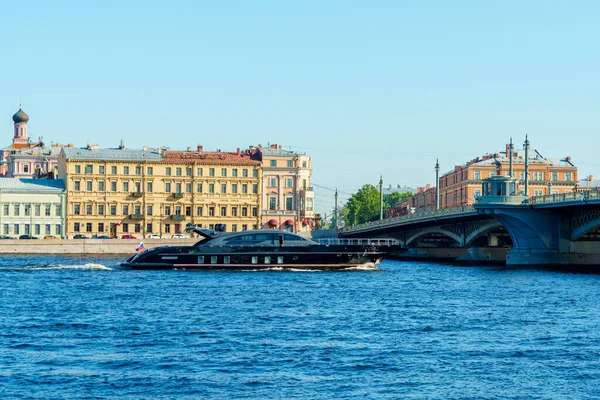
[
  {"xmin": 435, "ymin": 159, "xmax": 440, "ymax": 210},
  {"xmin": 524, "ymin": 135, "xmax": 530, "ymax": 196},
  {"xmin": 379, "ymin": 175, "xmax": 383, "ymax": 220}
]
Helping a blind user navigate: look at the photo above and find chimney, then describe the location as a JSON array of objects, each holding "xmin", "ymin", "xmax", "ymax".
[
  {"xmin": 566, "ymin": 156, "xmax": 571, "ymax": 163},
  {"xmin": 197, "ymin": 145, "xmax": 203, "ymax": 152},
  {"xmin": 236, "ymin": 148, "xmax": 241, "ymax": 156}
]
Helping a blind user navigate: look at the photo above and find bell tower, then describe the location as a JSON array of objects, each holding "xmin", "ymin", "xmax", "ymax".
[{"xmin": 12, "ymin": 103, "xmax": 29, "ymax": 145}]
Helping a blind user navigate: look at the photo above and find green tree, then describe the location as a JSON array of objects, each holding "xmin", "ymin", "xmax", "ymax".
[
  {"xmin": 384, "ymin": 191, "xmax": 413, "ymax": 208},
  {"xmin": 344, "ymin": 184, "xmax": 381, "ymax": 225}
]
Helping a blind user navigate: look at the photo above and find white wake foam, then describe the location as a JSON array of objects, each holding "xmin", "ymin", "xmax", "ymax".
[{"xmin": 20, "ymin": 263, "xmax": 112, "ymax": 271}]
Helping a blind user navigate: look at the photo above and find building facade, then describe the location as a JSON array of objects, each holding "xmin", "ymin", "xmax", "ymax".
[
  {"xmin": 58, "ymin": 145, "xmax": 261, "ymax": 238},
  {"xmin": 257, "ymin": 144, "xmax": 314, "ymax": 232},
  {"xmin": 438, "ymin": 143, "xmax": 577, "ymax": 208},
  {"xmin": 0, "ymin": 178, "xmax": 65, "ymax": 238},
  {"xmin": 385, "ymin": 185, "xmax": 436, "ymax": 218}
]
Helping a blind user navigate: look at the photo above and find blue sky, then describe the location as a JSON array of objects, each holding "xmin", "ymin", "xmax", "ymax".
[{"xmin": 2, "ymin": 1, "xmax": 599, "ymax": 214}]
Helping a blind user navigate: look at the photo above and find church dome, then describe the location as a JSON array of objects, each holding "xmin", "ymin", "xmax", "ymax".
[{"xmin": 12, "ymin": 107, "xmax": 29, "ymax": 124}]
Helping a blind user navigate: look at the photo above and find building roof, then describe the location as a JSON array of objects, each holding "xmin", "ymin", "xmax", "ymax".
[
  {"xmin": 12, "ymin": 107, "xmax": 29, "ymax": 124},
  {"xmin": 259, "ymin": 144, "xmax": 305, "ymax": 157},
  {"xmin": 0, "ymin": 178, "xmax": 64, "ymax": 193},
  {"xmin": 62, "ymin": 147, "xmax": 163, "ymax": 162},
  {"xmin": 163, "ymin": 150, "xmax": 261, "ymax": 166}
]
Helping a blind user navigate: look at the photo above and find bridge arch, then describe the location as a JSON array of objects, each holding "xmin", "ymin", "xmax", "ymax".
[
  {"xmin": 464, "ymin": 220, "xmax": 505, "ymax": 246},
  {"xmin": 571, "ymin": 210, "xmax": 600, "ymax": 240},
  {"xmin": 405, "ymin": 227, "xmax": 463, "ymax": 247}
]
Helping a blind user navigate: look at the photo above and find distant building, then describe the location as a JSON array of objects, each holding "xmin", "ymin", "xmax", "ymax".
[
  {"xmin": 0, "ymin": 178, "xmax": 65, "ymax": 238},
  {"xmin": 438, "ymin": 142, "xmax": 577, "ymax": 208},
  {"xmin": 1, "ymin": 105, "xmax": 60, "ymax": 178},
  {"xmin": 577, "ymin": 175, "xmax": 600, "ymax": 191},
  {"xmin": 385, "ymin": 185, "xmax": 436, "ymax": 218},
  {"xmin": 257, "ymin": 144, "xmax": 315, "ymax": 232},
  {"xmin": 382, "ymin": 184, "xmax": 417, "ymax": 196}
]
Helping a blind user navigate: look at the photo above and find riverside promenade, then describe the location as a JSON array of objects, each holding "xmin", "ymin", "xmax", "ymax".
[{"xmin": 0, "ymin": 238, "xmax": 196, "ymax": 255}]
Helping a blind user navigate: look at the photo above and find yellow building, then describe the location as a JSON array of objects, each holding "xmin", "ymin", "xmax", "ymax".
[
  {"xmin": 255, "ymin": 144, "xmax": 315, "ymax": 232},
  {"xmin": 58, "ymin": 144, "xmax": 261, "ymax": 238}
]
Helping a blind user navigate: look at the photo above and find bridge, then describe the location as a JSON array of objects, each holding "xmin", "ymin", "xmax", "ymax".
[{"xmin": 339, "ymin": 189, "xmax": 600, "ymax": 266}]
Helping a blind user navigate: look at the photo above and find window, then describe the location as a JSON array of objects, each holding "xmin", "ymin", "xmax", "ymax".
[
  {"xmin": 74, "ymin": 204, "xmax": 80, "ymax": 215},
  {"xmin": 242, "ymin": 207, "xmax": 248, "ymax": 217},
  {"xmin": 221, "ymin": 207, "xmax": 227, "ymax": 217},
  {"xmin": 123, "ymin": 182, "xmax": 129, "ymax": 192},
  {"xmin": 185, "ymin": 183, "xmax": 192, "ymax": 193},
  {"xmin": 123, "ymin": 205, "xmax": 129, "ymax": 215},
  {"xmin": 45, "ymin": 204, "xmax": 51, "ymax": 216},
  {"xmin": 265, "ymin": 256, "xmax": 271, "ymax": 264},
  {"xmin": 166, "ymin": 183, "xmax": 172, "ymax": 192},
  {"xmin": 270, "ymin": 160, "xmax": 276, "ymax": 167},
  {"xmin": 56, "ymin": 225, "xmax": 61, "ymax": 236},
  {"xmin": 307, "ymin": 198, "xmax": 314, "ymax": 211},
  {"xmin": 111, "ymin": 166, "xmax": 117, "ymax": 174},
  {"xmin": 211, "ymin": 256, "xmax": 218, "ymax": 264},
  {"xmin": 242, "ymin": 224, "xmax": 248, "ymax": 231},
  {"xmin": 74, "ymin": 223, "xmax": 80, "ymax": 232},
  {"xmin": 45, "ymin": 224, "xmax": 50, "ymax": 235},
  {"xmin": 85, "ymin": 165, "xmax": 93, "ymax": 174},
  {"xmin": 98, "ymin": 205, "xmax": 105, "ymax": 215},
  {"xmin": 197, "ymin": 168, "xmax": 203, "ymax": 176},
  {"xmin": 135, "ymin": 224, "xmax": 141, "ymax": 233},
  {"xmin": 253, "ymin": 169, "xmax": 258, "ymax": 177},
  {"xmin": 86, "ymin": 205, "xmax": 93, "ymax": 215},
  {"xmin": 123, "ymin": 166, "xmax": 129, "ymax": 175},
  {"xmin": 98, "ymin": 165, "xmax": 105, "ymax": 174},
  {"xmin": 147, "ymin": 223, "xmax": 153, "ymax": 233},
  {"xmin": 74, "ymin": 181, "xmax": 81, "ymax": 191},
  {"xmin": 287, "ymin": 160, "xmax": 293, "ymax": 168},
  {"xmin": 209, "ymin": 184, "xmax": 215, "ymax": 193},
  {"xmin": 534, "ymin": 190, "xmax": 543, "ymax": 196},
  {"xmin": 197, "ymin": 256, "xmax": 204, "ymax": 264},
  {"xmin": 221, "ymin": 184, "xmax": 227, "ymax": 193},
  {"xmin": 534, "ymin": 172, "xmax": 543, "ymax": 181},
  {"xmin": 176, "ymin": 183, "xmax": 182, "ymax": 193},
  {"xmin": 197, "ymin": 206, "xmax": 203, "ymax": 216},
  {"xmin": 252, "ymin": 184, "xmax": 258, "ymax": 194},
  {"xmin": 135, "ymin": 166, "xmax": 142, "ymax": 175},
  {"xmin": 474, "ymin": 171, "xmax": 481, "ymax": 180},
  {"xmin": 231, "ymin": 225, "xmax": 237, "ymax": 232},
  {"xmin": 224, "ymin": 256, "xmax": 231, "ymax": 263},
  {"xmin": 286, "ymin": 197, "xmax": 293, "ymax": 211},
  {"xmin": 242, "ymin": 184, "xmax": 248, "ymax": 194},
  {"xmin": 24, "ymin": 205, "xmax": 31, "ymax": 216},
  {"xmin": 35, "ymin": 204, "xmax": 41, "ymax": 216},
  {"xmin": 252, "ymin": 207, "xmax": 258, "ymax": 217},
  {"xmin": 286, "ymin": 178, "xmax": 293, "ymax": 187},
  {"xmin": 186, "ymin": 168, "xmax": 192, "ymax": 176},
  {"xmin": 175, "ymin": 206, "xmax": 182, "ymax": 216},
  {"xmin": 474, "ymin": 190, "xmax": 482, "ymax": 199},
  {"xmin": 552, "ymin": 172, "xmax": 558, "ymax": 181},
  {"xmin": 176, "ymin": 167, "xmax": 182, "ymax": 176},
  {"xmin": 165, "ymin": 224, "xmax": 170, "ymax": 233},
  {"xmin": 147, "ymin": 167, "xmax": 153, "ymax": 175},
  {"xmin": 185, "ymin": 206, "xmax": 191, "ymax": 216},
  {"xmin": 87, "ymin": 181, "xmax": 93, "ymax": 191},
  {"xmin": 489, "ymin": 172, "xmax": 497, "ymax": 177},
  {"xmin": 252, "ymin": 256, "xmax": 258, "ymax": 264},
  {"xmin": 221, "ymin": 168, "xmax": 227, "ymax": 177},
  {"xmin": 209, "ymin": 168, "xmax": 215, "ymax": 177},
  {"xmin": 147, "ymin": 205, "xmax": 153, "ymax": 216},
  {"xmin": 98, "ymin": 223, "xmax": 104, "ymax": 232},
  {"xmin": 14, "ymin": 204, "xmax": 20, "ymax": 216},
  {"xmin": 231, "ymin": 207, "xmax": 237, "ymax": 217},
  {"xmin": 209, "ymin": 207, "xmax": 215, "ymax": 217},
  {"xmin": 122, "ymin": 223, "xmax": 129, "ymax": 233},
  {"xmin": 519, "ymin": 172, "xmax": 525, "ymax": 180},
  {"xmin": 110, "ymin": 205, "xmax": 117, "ymax": 215},
  {"xmin": 269, "ymin": 197, "xmax": 277, "ymax": 210},
  {"xmin": 565, "ymin": 172, "xmax": 572, "ymax": 181},
  {"xmin": 302, "ymin": 161, "xmax": 307, "ymax": 168},
  {"xmin": 269, "ymin": 177, "xmax": 277, "ymax": 187},
  {"xmin": 147, "ymin": 181, "xmax": 153, "ymax": 192},
  {"xmin": 232, "ymin": 184, "xmax": 238, "ymax": 194},
  {"xmin": 277, "ymin": 256, "xmax": 284, "ymax": 264},
  {"xmin": 197, "ymin": 183, "xmax": 203, "ymax": 193},
  {"xmin": 111, "ymin": 181, "xmax": 117, "ymax": 192},
  {"xmin": 166, "ymin": 167, "xmax": 172, "ymax": 176},
  {"xmin": 75, "ymin": 165, "xmax": 81, "ymax": 174},
  {"xmin": 3, "ymin": 205, "xmax": 8, "ymax": 216},
  {"xmin": 165, "ymin": 206, "xmax": 171, "ymax": 215},
  {"xmin": 56, "ymin": 204, "xmax": 61, "ymax": 217},
  {"xmin": 99, "ymin": 181, "xmax": 105, "ymax": 191},
  {"xmin": 86, "ymin": 223, "xmax": 93, "ymax": 232},
  {"xmin": 232, "ymin": 169, "xmax": 238, "ymax": 177},
  {"xmin": 242, "ymin": 169, "xmax": 248, "ymax": 177}
]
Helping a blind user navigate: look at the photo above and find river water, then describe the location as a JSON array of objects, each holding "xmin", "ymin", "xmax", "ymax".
[{"xmin": 1, "ymin": 255, "xmax": 599, "ymax": 399}]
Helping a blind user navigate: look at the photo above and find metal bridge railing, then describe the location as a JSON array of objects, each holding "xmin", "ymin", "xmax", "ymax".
[
  {"xmin": 529, "ymin": 190, "xmax": 600, "ymax": 205},
  {"xmin": 313, "ymin": 238, "xmax": 399, "ymax": 246},
  {"xmin": 341, "ymin": 205, "xmax": 476, "ymax": 234}
]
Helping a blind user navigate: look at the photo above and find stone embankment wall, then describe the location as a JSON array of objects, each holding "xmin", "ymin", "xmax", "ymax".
[{"xmin": 0, "ymin": 238, "xmax": 197, "ymax": 255}]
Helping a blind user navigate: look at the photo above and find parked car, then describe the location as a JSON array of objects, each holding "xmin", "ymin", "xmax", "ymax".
[
  {"xmin": 43, "ymin": 235, "xmax": 59, "ymax": 240},
  {"xmin": 19, "ymin": 235, "xmax": 38, "ymax": 240},
  {"xmin": 95, "ymin": 235, "xmax": 112, "ymax": 239},
  {"xmin": 172, "ymin": 234, "xmax": 190, "ymax": 239},
  {"xmin": 0, "ymin": 235, "xmax": 13, "ymax": 239},
  {"xmin": 147, "ymin": 234, "xmax": 167, "ymax": 239},
  {"xmin": 73, "ymin": 234, "xmax": 90, "ymax": 239},
  {"xmin": 121, "ymin": 234, "xmax": 137, "ymax": 239}
]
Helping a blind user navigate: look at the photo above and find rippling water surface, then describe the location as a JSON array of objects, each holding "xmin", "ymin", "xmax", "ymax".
[{"xmin": 1, "ymin": 255, "xmax": 600, "ymax": 399}]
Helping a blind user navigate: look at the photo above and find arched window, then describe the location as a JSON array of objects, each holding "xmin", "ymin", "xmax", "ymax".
[
  {"xmin": 24, "ymin": 165, "xmax": 29, "ymax": 173},
  {"xmin": 19, "ymin": 127, "xmax": 23, "ymax": 136}
]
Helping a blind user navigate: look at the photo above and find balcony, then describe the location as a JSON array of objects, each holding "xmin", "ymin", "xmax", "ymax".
[
  {"xmin": 130, "ymin": 213, "xmax": 145, "ymax": 220},
  {"xmin": 131, "ymin": 192, "xmax": 143, "ymax": 198},
  {"xmin": 172, "ymin": 193, "xmax": 184, "ymax": 199},
  {"xmin": 171, "ymin": 214, "xmax": 186, "ymax": 221}
]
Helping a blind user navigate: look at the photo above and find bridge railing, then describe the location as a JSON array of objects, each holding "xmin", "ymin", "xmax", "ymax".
[
  {"xmin": 530, "ymin": 190, "xmax": 600, "ymax": 205},
  {"xmin": 341, "ymin": 205, "xmax": 476, "ymax": 234},
  {"xmin": 313, "ymin": 238, "xmax": 400, "ymax": 246}
]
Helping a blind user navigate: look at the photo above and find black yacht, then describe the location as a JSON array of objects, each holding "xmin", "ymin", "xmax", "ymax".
[{"xmin": 121, "ymin": 228, "xmax": 398, "ymax": 270}]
